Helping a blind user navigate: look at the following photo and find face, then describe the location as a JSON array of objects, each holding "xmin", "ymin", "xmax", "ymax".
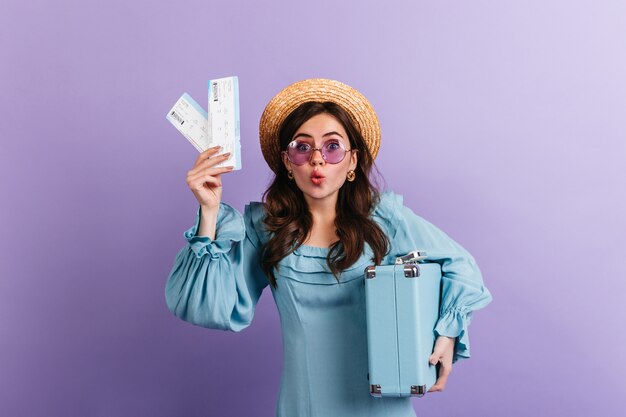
[{"xmin": 281, "ymin": 113, "xmax": 358, "ymax": 205}]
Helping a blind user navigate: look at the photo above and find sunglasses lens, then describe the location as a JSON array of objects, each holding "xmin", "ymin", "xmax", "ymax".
[
  {"xmin": 287, "ymin": 142, "xmax": 311, "ymax": 165},
  {"xmin": 323, "ymin": 141, "xmax": 346, "ymax": 164}
]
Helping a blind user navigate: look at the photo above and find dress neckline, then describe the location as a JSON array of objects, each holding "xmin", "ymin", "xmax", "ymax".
[{"xmin": 293, "ymin": 241, "xmax": 333, "ymax": 256}]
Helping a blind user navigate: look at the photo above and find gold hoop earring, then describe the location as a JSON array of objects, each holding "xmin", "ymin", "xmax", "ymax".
[
  {"xmin": 288, "ymin": 170, "xmax": 294, "ymax": 180},
  {"xmin": 346, "ymin": 170, "xmax": 356, "ymax": 182}
]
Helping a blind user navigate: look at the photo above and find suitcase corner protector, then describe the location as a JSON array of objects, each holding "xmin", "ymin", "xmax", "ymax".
[
  {"xmin": 411, "ymin": 385, "xmax": 427, "ymax": 397},
  {"xmin": 365, "ymin": 265, "xmax": 376, "ymax": 279}
]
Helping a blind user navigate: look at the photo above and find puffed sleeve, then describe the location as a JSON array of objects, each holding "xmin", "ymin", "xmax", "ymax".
[
  {"xmin": 381, "ymin": 191, "xmax": 493, "ymax": 363},
  {"xmin": 164, "ymin": 201, "xmax": 269, "ymax": 332}
]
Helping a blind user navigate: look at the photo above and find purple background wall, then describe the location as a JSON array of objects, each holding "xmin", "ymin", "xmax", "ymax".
[{"xmin": 1, "ymin": 0, "xmax": 624, "ymax": 416}]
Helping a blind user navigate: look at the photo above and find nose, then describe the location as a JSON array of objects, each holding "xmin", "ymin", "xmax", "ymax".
[{"xmin": 309, "ymin": 148, "xmax": 325, "ymax": 166}]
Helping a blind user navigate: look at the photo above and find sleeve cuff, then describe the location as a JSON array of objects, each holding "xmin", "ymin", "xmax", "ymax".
[
  {"xmin": 182, "ymin": 202, "xmax": 245, "ymax": 259},
  {"xmin": 434, "ymin": 308, "xmax": 473, "ymax": 363}
]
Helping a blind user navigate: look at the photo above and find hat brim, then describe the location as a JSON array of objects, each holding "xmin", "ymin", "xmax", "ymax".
[{"xmin": 259, "ymin": 78, "xmax": 381, "ymax": 173}]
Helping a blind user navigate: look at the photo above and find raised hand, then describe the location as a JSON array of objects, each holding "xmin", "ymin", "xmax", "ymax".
[{"xmin": 185, "ymin": 146, "xmax": 234, "ymax": 210}]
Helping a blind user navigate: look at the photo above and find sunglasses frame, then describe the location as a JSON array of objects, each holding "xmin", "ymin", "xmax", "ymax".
[{"xmin": 282, "ymin": 139, "xmax": 358, "ymax": 166}]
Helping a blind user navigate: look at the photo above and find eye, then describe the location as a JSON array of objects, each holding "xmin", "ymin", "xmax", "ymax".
[
  {"xmin": 295, "ymin": 142, "xmax": 311, "ymax": 152},
  {"xmin": 325, "ymin": 141, "xmax": 341, "ymax": 151}
]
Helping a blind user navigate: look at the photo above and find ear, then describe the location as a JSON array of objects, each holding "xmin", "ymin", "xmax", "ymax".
[
  {"xmin": 349, "ymin": 149, "xmax": 358, "ymax": 171},
  {"xmin": 281, "ymin": 151, "xmax": 292, "ymax": 172}
]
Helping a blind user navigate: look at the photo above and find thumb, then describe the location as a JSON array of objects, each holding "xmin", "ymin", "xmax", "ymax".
[{"xmin": 429, "ymin": 353, "xmax": 440, "ymax": 366}]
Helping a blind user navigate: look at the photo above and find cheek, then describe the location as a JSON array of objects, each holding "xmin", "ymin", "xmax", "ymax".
[
  {"xmin": 293, "ymin": 167, "xmax": 307, "ymax": 177},
  {"xmin": 328, "ymin": 166, "xmax": 349, "ymax": 183},
  {"xmin": 292, "ymin": 169, "xmax": 310, "ymax": 185}
]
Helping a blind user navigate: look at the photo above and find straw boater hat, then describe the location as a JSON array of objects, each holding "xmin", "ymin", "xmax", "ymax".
[{"xmin": 259, "ymin": 78, "xmax": 381, "ymax": 173}]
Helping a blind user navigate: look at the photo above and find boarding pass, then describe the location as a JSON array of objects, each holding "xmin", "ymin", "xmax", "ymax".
[
  {"xmin": 208, "ymin": 76, "xmax": 241, "ymax": 170},
  {"xmin": 166, "ymin": 93, "xmax": 209, "ymax": 153}
]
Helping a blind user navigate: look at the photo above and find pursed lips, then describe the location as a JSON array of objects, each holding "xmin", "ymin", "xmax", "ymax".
[{"xmin": 310, "ymin": 171, "xmax": 325, "ymax": 185}]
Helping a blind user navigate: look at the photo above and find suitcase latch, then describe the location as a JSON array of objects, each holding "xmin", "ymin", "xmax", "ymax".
[{"xmin": 395, "ymin": 250, "xmax": 427, "ymax": 265}]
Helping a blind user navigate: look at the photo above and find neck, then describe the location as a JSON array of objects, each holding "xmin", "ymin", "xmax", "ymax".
[{"xmin": 303, "ymin": 193, "xmax": 338, "ymax": 225}]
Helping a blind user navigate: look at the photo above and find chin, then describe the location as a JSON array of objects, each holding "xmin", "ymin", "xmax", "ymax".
[{"xmin": 300, "ymin": 185, "xmax": 341, "ymax": 201}]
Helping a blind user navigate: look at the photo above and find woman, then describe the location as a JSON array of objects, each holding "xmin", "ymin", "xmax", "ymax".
[{"xmin": 165, "ymin": 79, "xmax": 493, "ymax": 417}]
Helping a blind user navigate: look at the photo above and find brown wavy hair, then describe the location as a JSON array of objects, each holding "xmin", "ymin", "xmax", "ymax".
[{"xmin": 259, "ymin": 101, "xmax": 390, "ymax": 289}]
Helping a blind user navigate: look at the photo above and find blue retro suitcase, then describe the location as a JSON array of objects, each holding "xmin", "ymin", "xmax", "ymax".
[{"xmin": 364, "ymin": 250, "xmax": 442, "ymax": 397}]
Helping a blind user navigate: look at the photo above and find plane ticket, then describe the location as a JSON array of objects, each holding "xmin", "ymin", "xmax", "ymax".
[
  {"xmin": 208, "ymin": 76, "xmax": 241, "ymax": 170},
  {"xmin": 165, "ymin": 93, "xmax": 209, "ymax": 153}
]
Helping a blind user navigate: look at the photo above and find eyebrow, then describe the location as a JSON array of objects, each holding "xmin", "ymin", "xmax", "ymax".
[{"xmin": 293, "ymin": 131, "xmax": 344, "ymax": 140}]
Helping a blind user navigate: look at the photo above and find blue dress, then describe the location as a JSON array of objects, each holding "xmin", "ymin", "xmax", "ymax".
[{"xmin": 165, "ymin": 190, "xmax": 493, "ymax": 417}]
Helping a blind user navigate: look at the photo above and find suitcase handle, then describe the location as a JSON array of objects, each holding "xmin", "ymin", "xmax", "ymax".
[{"xmin": 395, "ymin": 250, "xmax": 428, "ymax": 265}]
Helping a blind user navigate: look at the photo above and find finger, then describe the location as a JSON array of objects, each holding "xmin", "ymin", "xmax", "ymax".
[
  {"xmin": 201, "ymin": 151, "xmax": 232, "ymax": 167},
  {"xmin": 433, "ymin": 362, "xmax": 452, "ymax": 392},
  {"xmin": 198, "ymin": 177, "xmax": 221, "ymax": 189},
  {"xmin": 428, "ymin": 376, "xmax": 443, "ymax": 392},
  {"xmin": 190, "ymin": 151, "xmax": 232, "ymax": 173},
  {"xmin": 192, "ymin": 164, "xmax": 235, "ymax": 178},
  {"xmin": 193, "ymin": 146, "xmax": 222, "ymax": 167},
  {"xmin": 429, "ymin": 353, "xmax": 441, "ymax": 366},
  {"xmin": 188, "ymin": 152, "xmax": 231, "ymax": 175},
  {"xmin": 187, "ymin": 166, "xmax": 234, "ymax": 185},
  {"xmin": 427, "ymin": 360, "xmax": 441, "ymax": 392},
  {"xmin": 186, "ymin": 166, "xmax": 234, "ymax": 186},
  {"xmin": 187, "ymin": 172, "xmax": 222, "ymax": 189}
]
